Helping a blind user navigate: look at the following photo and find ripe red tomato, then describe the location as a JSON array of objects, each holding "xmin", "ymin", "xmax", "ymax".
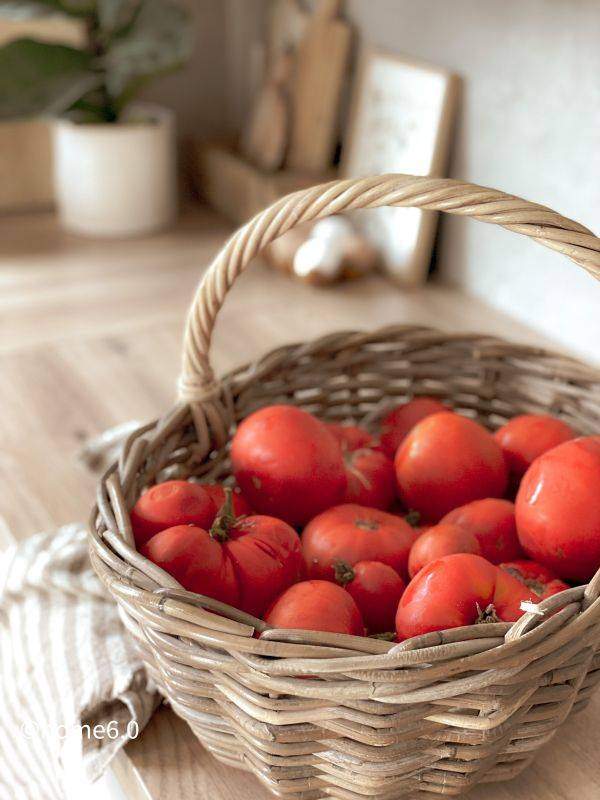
[
  {"xmin": 325, "ymin": 423, "xmax": 395, "ymax": 509},
  {"xmin": 441, "ymin": 498, "xmax": 522, "ymax": 564},
  {"xmin": 326, "ymin": 422, "xmax": 376, "ymax": 452},
  {"xmin": 500, "ymin": 560, "xmax": 569, "ymax": 601},
  {"xmin": 413, "ymin": 525, "xmax": 432, "ymax": 537},
  {"xmin": 264, "ymin": 580, "xmax": 364, "ymax": 636},
  {"xmin": 231, "ymin": 405, "xmax": 347, "ymax": 527},
  {"xmin": 379, "ymin": 397, "xmax": 447, "ymax": 458},
  {"xmin": 395, "ymin": 413, "xmax": 508, "ymax": 522},
  {"xmin": 492, "ymin": 567, "xmax": 538, "ymax": 623},
  {"xmin": 494, "ymin": 414, "xmax": 575, "ymax": 481},
  {"xmin": 201, "ymin": 484, "xmax": 253, "ymax": 518},
  {"xmin": 142, "ymin": 503, "xmax": 305, "ymax": 617},
  {"xmin": 131, "ymin": 480, "xmax": 215, "ymax": 547},
  {"xmin": 407, "ymin": 523, "xmax": 481, "ymax": 579},
  {"xmin": 334, "ymin": 560, "xmax": 405, "ymax": 634},
  {"xmin": 395, "ymin": 553, "xmax": 532, "ymax": 640},
  {"xmin": 223, "ymin": 515, "xmax": 306, "ymax": 616},
  {"xmin": 142, "ymin": 524, "xmax": 238, "ymax": 606},
  {"xmin": 302, "ymin": 504, "xmax": 417, "ymax": 581},
  {"xmin": 343, "ymin": 448, "xmax": 396, "ymax": 510},
  {"xmin": 515, "ymin": 437, "xmax": 600, "ymax": 582}
]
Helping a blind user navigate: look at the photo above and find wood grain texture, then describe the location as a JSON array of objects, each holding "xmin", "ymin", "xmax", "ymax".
[
  {"xmin": 1, "ymin": 206, "xmax": 598, "ymax": 798},
  {"xmin": 115, "ymin": 705, "xmax": 272, "ymax": 800},
  {"xmin": 241, "ymin": 50, "xmax": 293, "ymax": 172},
  {"xmin": 193, "ymin": 142, "xmax": 329, "ymax": 224},
  {"xmin": 0, "ymin": 120, "xmax": 54, "ymax": 212},
  {"xmin": 287, "ymin": 0, "xmax": 352, "ymax": 173}
]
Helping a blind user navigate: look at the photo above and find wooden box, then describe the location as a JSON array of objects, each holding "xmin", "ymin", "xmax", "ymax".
[{"xmin": 191, "ymin": 141, "xmax": 334, "ymax": 224}]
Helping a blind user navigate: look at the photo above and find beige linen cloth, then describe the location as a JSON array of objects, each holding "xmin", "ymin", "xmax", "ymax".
[{"xmin": 0, "ymin": 522, "xmax": 158, "ymax": 800}]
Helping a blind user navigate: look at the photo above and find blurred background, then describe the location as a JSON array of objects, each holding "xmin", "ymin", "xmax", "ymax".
[{"xmin": 2, "ymin": 0, "xmax": 598, "ymax": 363}]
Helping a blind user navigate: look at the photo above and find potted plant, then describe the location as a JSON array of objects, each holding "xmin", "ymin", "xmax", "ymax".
[{"xmin": 0, "ymin": 0, "xmax": 192, "ymax": 236}]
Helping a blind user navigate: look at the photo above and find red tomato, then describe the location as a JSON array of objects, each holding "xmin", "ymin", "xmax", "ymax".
[
  {"xmin": 201, "ymin": 484, "xmax": 253, "ymax": 518},
  {"xmin": 494, "ymin": 414, "xmax": 575, "ymax": 481},
  {"xmin": 414, "ymin": 525, "xmax": 432, "ymax": 537},
  {"xmin": 407, "ymin": 523, "xmax": 481, "ymax": 579},
  {"xmin": 327, "ymin": 423, "xmax": 395, "ymax": 509},
  {"xmin": 343, "ymin": 448, "xmax": 396, "ymax": 510},
  {"xmin": 142, "ymin": 525, "xmax": 238, "ymax": 606},
  {"xmin": 302, "ymin": 504, "xmax": 417, "ymax": 581},
  {"xmin": 142, "ymin": 499, "xmax": 305, "ymax": 617},
  {"xmin": 334, "ymin": 560, "xmax": 405, "ymax": 634},
  {"xmin": 264, "ymin": 580, "xmax": 364, "ymax": 636},
  {"xmin": 326, "ymin": 422, "xmax": 376, "ymax": 452},
  {"xmin": 395, "ymin": 413, "xmax": 508, "ymax": 522},
  {"xmin": 515, "ymin": 437, "xmax": 600, "ymax": 582},
  {"xmin": 131, "ymin": 480, "xmax": 215, "ymax": 547},
  {"xmin": 500, "ymin": 560, "xmax": 569, "ymax": 601},
  {"xmin": 224, "ymin": 515, "xmax": 305, "ymax": 616},
  {"xmin": 441, "ymin": 498, "xmax": 522, "ymax": 564},
  {"xmin": 231, "ymin": 405, "xmax": 347, "ymax": 527},
  {"xmin": 395, "ymin": 553, "xmax": 532, "ymax": 640},
  {"xmin": 379, "ymin": 397, "xmax": 447, "ymax": 458},
  {"xmin": 492, "ymin": 567, "xmax": 538, "ymax": 623}
]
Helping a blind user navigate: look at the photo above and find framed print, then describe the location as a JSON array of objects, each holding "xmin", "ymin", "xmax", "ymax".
[{"xmin": 342, "ymin": 50, "xmax": 459, "ymax": 285}]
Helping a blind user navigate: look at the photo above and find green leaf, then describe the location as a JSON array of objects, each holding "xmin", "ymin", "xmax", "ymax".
[
  {"xmin": 68, "ymin": 96, "xmax": 114, "ymax": 122},
  {"xmin": 0, "ymin": 38, "xmax": 101, "ymax": 119},
  {"xmin": 103, "ymin": 0, "xmax": 192, "ymax": 109}
]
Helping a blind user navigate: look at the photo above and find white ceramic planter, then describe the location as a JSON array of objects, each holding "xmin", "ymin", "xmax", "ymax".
[{"xmin": 52, "ymin": 104, "xmax": 177, "ymax": 237}]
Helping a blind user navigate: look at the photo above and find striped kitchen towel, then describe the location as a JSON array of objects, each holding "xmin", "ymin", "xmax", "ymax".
[{"xmin": 0, "ymin": 523, "xmax": 158, "ymax": 800}]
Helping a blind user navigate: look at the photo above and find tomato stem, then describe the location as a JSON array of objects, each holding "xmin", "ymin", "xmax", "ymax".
[
  {"xmin": 369, "ymin": 631, "xmax": 396, "ymax": 641},
  {"xmin": 476, "ymin": 603, "xmax": 501, "ymax": 624},
  {"xmin": 209, "ymin": 487, "xmax": 236, "ymax": 542},
  {"xmin": 404, "ymin": 510, "xmax": 421, "ymax": 528},
  {"xmin": 333, "ymin": 559, "xmax": 355, "ymax": 586}
]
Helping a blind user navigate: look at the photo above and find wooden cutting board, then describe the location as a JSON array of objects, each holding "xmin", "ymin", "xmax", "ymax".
[
  {"xmin": 240, "ymin": 49, "xmax": 294, "ymax": 172},
  {"xmin": 267, "ymin": 0, "xmax": 308, "ymax": 62},
  {"xmin": 287, "ymin": 0, "xmax": 352, "ymax": 174}
]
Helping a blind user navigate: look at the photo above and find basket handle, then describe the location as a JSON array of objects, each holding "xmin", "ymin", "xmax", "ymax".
[{"xmin": 178, "ymin": 173, "xmax": 600, "ymax": 402}]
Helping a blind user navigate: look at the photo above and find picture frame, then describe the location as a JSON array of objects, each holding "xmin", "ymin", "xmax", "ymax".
[{"xmin": 342, "ymin": 49, "xmax": 459, "ymax": 286}]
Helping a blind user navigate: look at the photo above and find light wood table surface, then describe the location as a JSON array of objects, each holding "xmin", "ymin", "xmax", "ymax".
[{"xmin": 1, "ymin": 206, "xmax": 598, "ymax": 800}]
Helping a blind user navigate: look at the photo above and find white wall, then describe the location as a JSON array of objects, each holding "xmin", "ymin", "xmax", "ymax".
[
  {"xmin": 142, "ymin": 0, "xmax": 228, "ymax": 139},
  {"xmin": 143, "ymin": 0, "xmax": 267, "ymax": 140},
  {"xmin": 344, "ymin": 0, "xmax": 600, "ymax": 364}
]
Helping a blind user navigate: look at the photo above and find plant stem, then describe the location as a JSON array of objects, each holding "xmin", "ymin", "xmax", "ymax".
[{"xmin": 85, "ymin": 12, "xmax": 118, "ymax": 122}]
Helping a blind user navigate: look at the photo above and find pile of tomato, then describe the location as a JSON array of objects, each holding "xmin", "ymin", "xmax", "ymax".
[{"xmin": 130, "ymin": 399, "xmax": 600, "ymax": 642}]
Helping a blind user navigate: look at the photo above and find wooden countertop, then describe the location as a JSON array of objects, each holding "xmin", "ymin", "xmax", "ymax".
[{"xmin": 1, "ymin": 205, "xmax": 598, "ymax": 800}]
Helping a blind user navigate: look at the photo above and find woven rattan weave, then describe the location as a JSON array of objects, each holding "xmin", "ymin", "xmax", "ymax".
[{"xmin": 89, "ymin": 175, "xmax": 600, "ymax": 798}]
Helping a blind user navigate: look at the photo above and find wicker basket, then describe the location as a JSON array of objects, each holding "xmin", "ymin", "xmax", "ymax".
[{"xmin": 89, "ymin": 174, "xmax": 600, "ymax": 799}]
